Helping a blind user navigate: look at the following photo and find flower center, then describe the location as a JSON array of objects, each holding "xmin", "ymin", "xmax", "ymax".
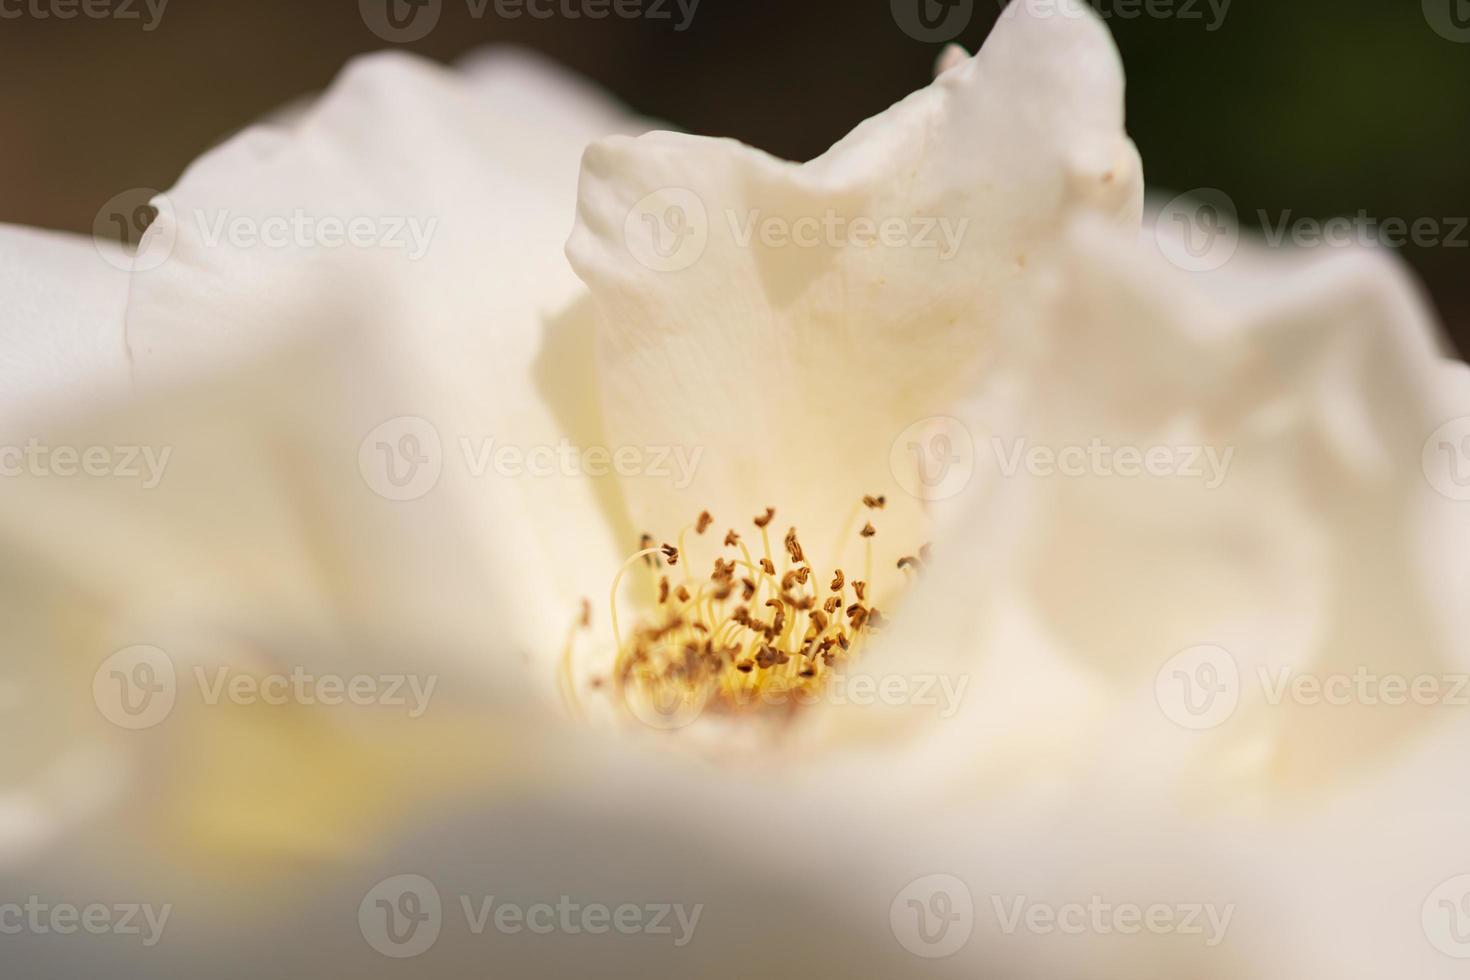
[{"xmin": 583, "ymin": 497, "xmax": 926, "ymax": 725}]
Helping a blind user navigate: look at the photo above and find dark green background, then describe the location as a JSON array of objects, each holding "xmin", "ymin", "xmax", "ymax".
[{"xmin": 2, "ymin": 0, "xmax": 1466, "ymax": 347}]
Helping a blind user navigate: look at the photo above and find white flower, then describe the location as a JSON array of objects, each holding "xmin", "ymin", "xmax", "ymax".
[{"xmin": 1, "ymin": 2, "xmax": 1467, "ymax": 976}]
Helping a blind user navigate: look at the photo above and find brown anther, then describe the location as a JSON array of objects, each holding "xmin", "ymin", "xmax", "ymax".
[
  {"xmin": 658, "ymin": 577, "xmax": 670, "ymax": 604},
  {"xmin": 863, "ymin": 494, "xmax": 886, "ymax": 509},
  {"xmin": 692, "ymin": 621, "xmax": 710, "ymax": 634},
  {"xmin": 711, "ymin": 583, "xmax": 733, "ymax": 601},
  {"xmin": 784, "ymin": 527, "xmax": 805, "ymax": 564},
  {"xmin": 868, "ymin": 609, "xmax": 887, "ymax": 630},
  {"xmin": 661, "ymin": 543, "xmax": 679, "ymax": 566},
  {"xmin": 578, "ymin": 598, "xmax": 591, "ymax": 629},
  {"xmin": 755, "ymin": 646, "xmax": 778, "ymax": 669},
  {"xmin": 731, "ymin": 605, "xmax": 751, "ymax": 626},
  {"xmin": 724, "ymin": 529, "xmax": 740, "ymax": 547},
  {"xmin": 830, "ymin": 569, "xmax": 845, "ymax": 592},
  {"xmin": 781, "ymin": 569, "xmax": 801, "ymax": 592},
  {"xmin": 836, "ymin": 632, "xmax": 850, "ymax": 651},
  {"xmin": 897, "ymin": 556, "xmax": 922, "ymax": 572},
  {"xmin": 793, "ymin": 566, "xmax": 811, "ymax": 584},
  {"xmin": 853, "ymin": 581, "xmax": 867, "ymax": 601},
  {"xmin": 696, "ymin": 511, "xmax": 713, "ymax": 534},
  {"xmin": 919, "ymin": 543, "xmax": 933, "ymax": 564},
  {"xmin": 799, "ymin": 668, "xmax": 816, "ymax": 678},
  {"xmin": 810, "ymin": 609, "xmax": 829, "ymax": 633},
  {"xmin": 741, "ymin": 577, "xmax": 757, "ymax": 600},
  {"xmin": 753, "ymin": 507, "xmax": 775, "ymax": 529},
  {"xmin": 590, "ymin": 677, "xmax": 605, "ymax": 689},
  {"xmin": 676, "ymin": 585, "xmax": 691, "ymax": 603},
  {"xmin": 860, "ymin": 522, "xmax": 876, "ymax": 538},
  {"xmin": 736, "ymin": 661, "xmax": 755, "ymax": 673},
  {"xmin": 785, "ymin": 592, "xmax": 814, "ymax": 611},
  {"xmin": 760, "ymin": 558, "xmax": 776, "ymax": 576},
  {"xmin": 823, "ymin": 595, "xmax": 841, "ymax": 614},
  {"xmin": 822, "ymin": 652, "xmax": 836, "ymax": 666},
  {"xmin": 639, "ymin": 533, "xmax": 655, "ymax": 565}
]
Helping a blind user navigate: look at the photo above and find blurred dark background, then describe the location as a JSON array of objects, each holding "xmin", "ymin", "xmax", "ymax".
[{"xmin": 2, "ymin": 0, "xmax": 1467, "ymax": 346}]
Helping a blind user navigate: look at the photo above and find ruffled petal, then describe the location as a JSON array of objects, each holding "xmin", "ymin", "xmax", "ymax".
[{"xmin": 567, "ymin": 0, "xmax": 1142, "ymax": 584}]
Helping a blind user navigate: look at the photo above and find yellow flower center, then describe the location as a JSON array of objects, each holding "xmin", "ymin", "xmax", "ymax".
[{"xmin": 569, "ymin": 497, "xmax": 926, "ymax": 727}]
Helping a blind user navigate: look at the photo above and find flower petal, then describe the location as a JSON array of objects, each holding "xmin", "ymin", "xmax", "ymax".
[
  {"xmin": 835, "ymin": 217, "xmax": 1469, "ymax": 803},
  {"xmin": 123, "ymin": 48, "xmax": 646, "ymax": 628},
  {"xmin": 567, "ymin": 0, "xmax": 1142, "ymax": 577},
  {"xmin": 0, "ymin": 225, "xmax": 132, "ymax": 416}
]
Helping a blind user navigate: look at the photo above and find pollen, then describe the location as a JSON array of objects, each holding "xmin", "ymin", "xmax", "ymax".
[{"xmin": 600, "ymin": 498, "xmax": 914, "ymax": 723}]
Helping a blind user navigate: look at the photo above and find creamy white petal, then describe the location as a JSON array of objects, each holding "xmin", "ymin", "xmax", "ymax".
[
  {"xmin": 0, "ymin": 224, "xmax": 132, "ymax": 416},
  {"xmin": 122, "ymin": 48, "xmax": 646, "ymax": 642},
  {"xmin": 567, "ymin": 0, "xmax": 1142, "ymax": 587},
  {"xmin": 830, "ymin": 217, "xmax": 1470, "ymax": 807},
  {"xmin": 0, "ymin": 321, "xmax": 568, "ymax": 869}
]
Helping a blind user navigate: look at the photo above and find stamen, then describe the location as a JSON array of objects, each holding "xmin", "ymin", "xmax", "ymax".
[{"xmin": 601, "ymin": 497, "xmax": 921, "ymax": 724}]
